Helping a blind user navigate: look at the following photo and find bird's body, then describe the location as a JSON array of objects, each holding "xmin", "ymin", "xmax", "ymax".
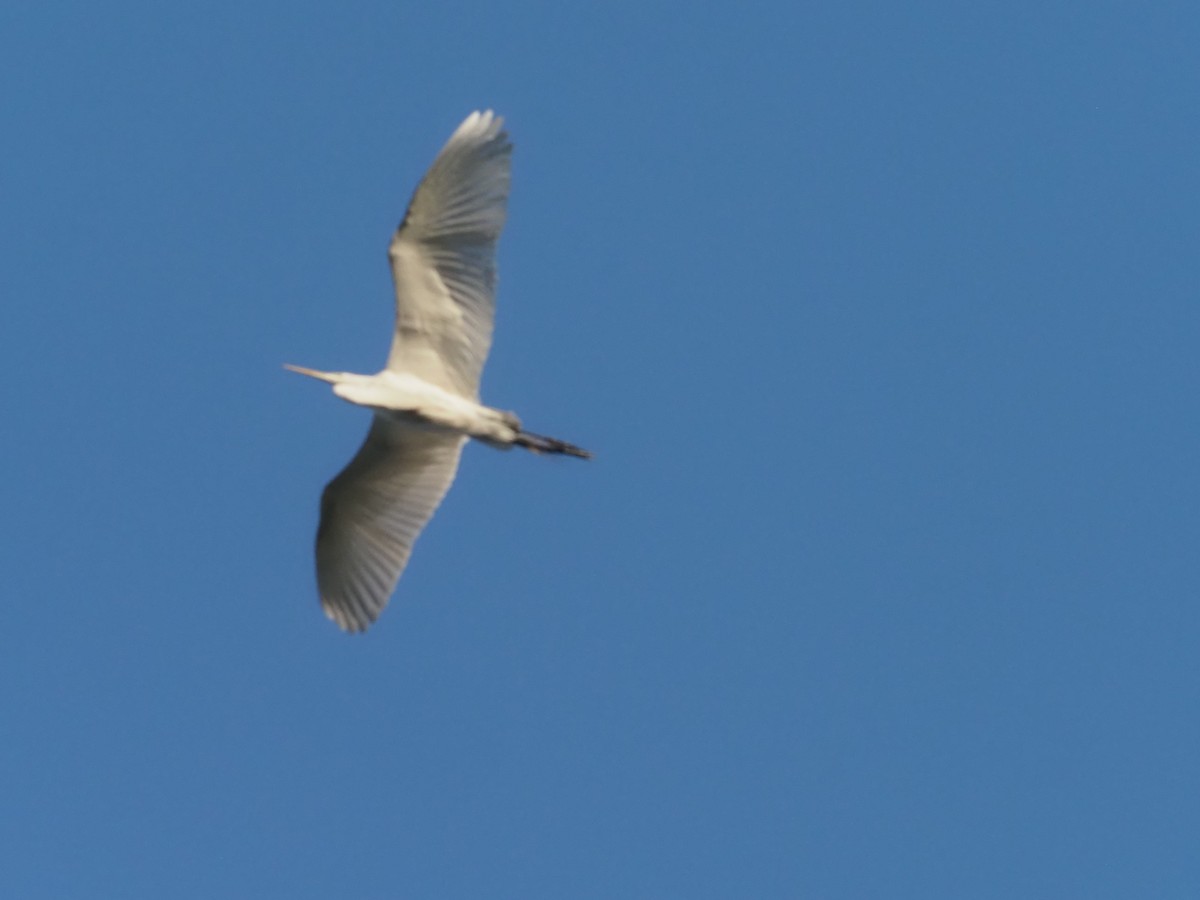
[
  {"xmin": 288, "ymin": 111, "xmax": 589, "ymax": 633},
  {"xmin": 285, "ymin": 366, "xmax": 521, "ymax": 442}
]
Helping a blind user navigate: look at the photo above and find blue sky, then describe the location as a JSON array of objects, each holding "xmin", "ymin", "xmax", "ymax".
[{"xmin": 4, "ymin": 1, "xmax": 1200, "ymax": 896}]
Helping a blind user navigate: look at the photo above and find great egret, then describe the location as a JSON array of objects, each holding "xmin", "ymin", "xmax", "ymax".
[{"xmin": 288, "ymin": 110, "xmax": 590, "ymax": 633}]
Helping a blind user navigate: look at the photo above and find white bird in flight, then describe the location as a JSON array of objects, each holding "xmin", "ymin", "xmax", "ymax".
[{"xmin": 287, "ymin": 111, "xmax": 590, "ymax": 633}]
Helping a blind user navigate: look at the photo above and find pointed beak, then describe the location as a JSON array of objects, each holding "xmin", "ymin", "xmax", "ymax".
[{"xmin": 283, "ymin": 364, "xmax": 340, "ymax": 384}]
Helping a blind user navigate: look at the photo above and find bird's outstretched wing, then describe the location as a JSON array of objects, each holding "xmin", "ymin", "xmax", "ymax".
[
  {"xmin": 315, "ymin": 416, "xmax": 465, "ymax": 632},
  {"xmin": 387, "ymin": 110, "xmax": 512, "ymax": 399}
]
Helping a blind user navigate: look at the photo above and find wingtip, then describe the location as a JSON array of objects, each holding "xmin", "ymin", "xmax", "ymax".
[
  {"xmin": 455, "ymin": 109, "xmax": 506, "ymax": 142},
  {"xmin": 322, "ymin": 599, "xmax": 374, "ymax": 634}
]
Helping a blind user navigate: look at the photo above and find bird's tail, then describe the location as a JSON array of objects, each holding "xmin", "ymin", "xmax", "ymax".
[{"xmin": 513, "ymin": 430, "xmax": 592, "ymax": 459}]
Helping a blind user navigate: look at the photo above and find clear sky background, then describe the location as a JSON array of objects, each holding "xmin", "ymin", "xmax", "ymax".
[{"xmin": 4, "ymin": 2, "xmax": 1199, "ymax": 897}]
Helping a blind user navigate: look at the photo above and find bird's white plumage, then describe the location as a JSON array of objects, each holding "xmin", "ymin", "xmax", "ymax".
[
  {"xmin": 316, "ymin": 112, "xmax": 511, "ymax": 631},
  {"xmin": 387, "ymin": 110, "xmax": 512, "ymax": 398},
  {"xmin": 289, "ymin": 110, "xmax": 587, "ymax": 633}
]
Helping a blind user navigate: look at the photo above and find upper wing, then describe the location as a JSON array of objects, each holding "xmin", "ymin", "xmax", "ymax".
[
  {"xmin": 315, "ymin": 415, "xmax": 465, "ymax": 632},
  {"xmin": 386, "ymin": 110, "xmax": 512, "ymax": 399}
]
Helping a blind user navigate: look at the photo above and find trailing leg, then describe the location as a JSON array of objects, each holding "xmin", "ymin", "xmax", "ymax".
[{"xmin": 513, "ymin": 430, "xmax": 592, "ymax": 459}]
